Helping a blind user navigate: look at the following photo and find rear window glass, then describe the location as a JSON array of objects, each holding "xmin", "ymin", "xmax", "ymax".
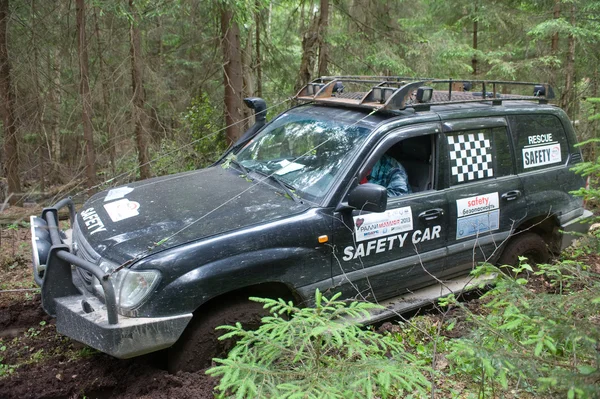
[{"xmin": 507, "ymin": 114, "xmax": 568, "ymax": 173}]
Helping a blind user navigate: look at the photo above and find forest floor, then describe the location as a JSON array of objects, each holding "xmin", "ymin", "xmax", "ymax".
[{"xmin": 0, "ymin": 217, "xmax": 216, "ymax": 399}]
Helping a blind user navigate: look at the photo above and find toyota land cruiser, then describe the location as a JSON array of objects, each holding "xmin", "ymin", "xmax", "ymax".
[{"xmin": 30, "ymin": 77, "xmax": 591, "ymax": 371}]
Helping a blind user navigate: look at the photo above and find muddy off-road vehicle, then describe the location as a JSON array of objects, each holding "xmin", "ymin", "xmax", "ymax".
[{"xmin": 31, "ymin": 77, "xmax": 591, "ymax": 371}]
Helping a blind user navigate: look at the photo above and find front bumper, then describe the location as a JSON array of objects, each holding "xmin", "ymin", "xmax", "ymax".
[
  {"xmin": 31, "ymin": 198, "xmax": 192, "ymax": 358},
  {"xmin": 56, "ymin": 295, "xmax": 191, "ymax": 358}
]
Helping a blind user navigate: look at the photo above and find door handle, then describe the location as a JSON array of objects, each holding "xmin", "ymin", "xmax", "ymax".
[
  {"xmin": 501, "ymin": 190, "xmax": 521, "ymax": 201},
  {"xmin": 418, "ymin": 208, "xmax": 444, "ymax": 221}
]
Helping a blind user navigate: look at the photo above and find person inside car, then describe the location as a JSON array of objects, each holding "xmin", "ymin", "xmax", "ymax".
[{"xmin": 361, "ymin": 154, "xmax": 412, "ymax": 197}]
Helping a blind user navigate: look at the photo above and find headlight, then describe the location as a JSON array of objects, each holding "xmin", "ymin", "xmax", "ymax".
[{"xmin": 112, "ymin": 269, "xmax": 161, "ymax": 310}]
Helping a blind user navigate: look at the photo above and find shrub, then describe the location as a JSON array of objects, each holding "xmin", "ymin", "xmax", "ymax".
[
  {"xmin": 447, "ymin": 260, "xmax": 600, "ymax": 398},
  {"xmin": 207, "ymin": 290, "xmax": 431, "ymax": 399}
]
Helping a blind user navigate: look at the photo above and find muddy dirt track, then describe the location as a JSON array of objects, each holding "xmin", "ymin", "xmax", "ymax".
[{"xmin": 0, "ymin": 297, "xmax": 217, "ymax": 399}]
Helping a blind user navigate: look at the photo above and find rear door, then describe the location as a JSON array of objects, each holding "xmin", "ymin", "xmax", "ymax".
[{"xmin": 441, "ymin": 118, "xmax": 527, "ymax": 276}]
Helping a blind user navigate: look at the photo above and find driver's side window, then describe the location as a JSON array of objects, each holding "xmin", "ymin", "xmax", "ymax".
[{"xmin": 362, "ymin": 135, "xmax": 435, "ymax": 197}]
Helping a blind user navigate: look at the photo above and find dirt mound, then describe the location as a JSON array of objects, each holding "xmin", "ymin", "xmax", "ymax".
[
  {"xmin": 0, "ymin": 297, "xmax": 217, "ymax": 399},
  {"xmin": 0, "ymin": 357, "xmax": 216, "ymax": 399},
  {"xmin": 0, "ymin": 295, "xmax": 49, "ymax": 331}
]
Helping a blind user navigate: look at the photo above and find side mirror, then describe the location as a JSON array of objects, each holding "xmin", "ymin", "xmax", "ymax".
[{"xmin": 348, "ymin": 183, "xmax": 387, "ymax": 213}]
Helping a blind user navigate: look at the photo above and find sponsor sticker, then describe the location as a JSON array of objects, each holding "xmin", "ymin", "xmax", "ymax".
[
  {"xmin": 353, "ymin": 206, "xmax": 413, "ymax": 242},
  {"xmin": 522, "ymin": 136, "xmax": 561, "ymax": 169},
  {"xmin": 104, "ymin": 186, "xmax": 134, "ymax": 202},
  {"xmin": 103, "ymin": 198, "xmax": 141, "ymax": 222},
  {"xmin": 455, "ymin": 192, "xmax": 500, "ymax": 239}
]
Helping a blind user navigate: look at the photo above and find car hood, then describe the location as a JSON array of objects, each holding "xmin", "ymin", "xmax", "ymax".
[{"xmin": 75, "ymin": 166, "xmax": 309, "ymax": 264}]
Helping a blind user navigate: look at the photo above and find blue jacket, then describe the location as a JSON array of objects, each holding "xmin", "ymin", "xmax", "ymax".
[{"xmin": 368, "ymin": 155, "xmax": 412, "ymax": 197}]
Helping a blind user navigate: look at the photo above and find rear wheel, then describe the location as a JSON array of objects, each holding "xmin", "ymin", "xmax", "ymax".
[
  {"xmin": 167, "ymin": 299, "xmax": 266, "ymax": 373},
  {"xmin": 498, "ymin": 232, "xmax": 550, "ymax": 266}
]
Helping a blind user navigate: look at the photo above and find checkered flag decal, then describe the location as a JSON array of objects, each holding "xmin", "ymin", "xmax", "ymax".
[{"xmin": 448, "ymin": 132, "xmax": 493, "ymax": 183}]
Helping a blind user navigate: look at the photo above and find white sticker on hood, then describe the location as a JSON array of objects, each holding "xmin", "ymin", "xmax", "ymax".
[
  {"xmin": 103, "ymin": 198, "xmax": 140, "ymax": 222},
  {"xmin": 104, "ymin": 186, "xmax": 134, "ymax": 202}
]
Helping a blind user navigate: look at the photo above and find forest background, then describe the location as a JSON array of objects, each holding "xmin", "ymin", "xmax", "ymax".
[{"xmin": 0, "ymin": 0, "xmax": 599, "ymax": 205}]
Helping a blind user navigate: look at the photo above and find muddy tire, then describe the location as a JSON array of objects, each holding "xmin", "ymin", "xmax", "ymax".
[
  {"xmin": 167, "ymin": 299, "xmax": 267, "ymax": 373},
  {"xmin": 497, "ymin": 232, "xmax": 550, "ymax": 266}
]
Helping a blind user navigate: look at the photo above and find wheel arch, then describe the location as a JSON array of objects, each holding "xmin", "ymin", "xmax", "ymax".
[
  {"xmin": 191, "ymin": 281, "xmax": 301, "ymax": 317},
  {"xmin": 513, "ymin": 214, "xmax": 561, "ymax": 253}
]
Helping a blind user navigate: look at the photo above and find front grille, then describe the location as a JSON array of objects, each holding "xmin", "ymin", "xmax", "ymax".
[{"xmin": 73, "ymin": 219, "xmax": 100, "ymax": 284}]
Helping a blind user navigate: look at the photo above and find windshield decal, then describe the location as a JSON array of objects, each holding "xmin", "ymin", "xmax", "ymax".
[
  {"xmin": 80, "ymin": 207, "xmax": 107, "ymax": 235},
  {"xmin": 103, "ymin": 198, "xmax": 141, "ymax": 222},
  {"xmin": 353, "ymin": 206, "xmax": 412, "ymax": 242},
  {"xmin": 274, "ymin": 159, "xmax": 305, "ymax": 175},
  {"xmin": 104, "ymin": 186, "xmax": 134, "ymax": 202},
  {"xmin": 456, "ymin": 192, "xmax": 500, "ymax": 239}
]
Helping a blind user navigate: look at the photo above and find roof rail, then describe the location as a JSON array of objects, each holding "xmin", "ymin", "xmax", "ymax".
[{"xmin": 295, "ymin": 76, "xmax": 555, "ymax": 111}]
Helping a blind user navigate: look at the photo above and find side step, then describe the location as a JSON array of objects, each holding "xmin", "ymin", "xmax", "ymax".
[{"xmin": 357, "ymin": 274, "xmax": 496, "ymax": 325}]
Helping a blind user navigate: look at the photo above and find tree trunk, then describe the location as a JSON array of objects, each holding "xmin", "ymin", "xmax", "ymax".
[
  {"xmin": 31, "ymin": 0, "xmax": 49, "ymax": 191},
  {"xmin": 317, "ymin": 0, "xmax": 329, "ymax": 77},
  {"xmin": 94, "ymin": 8, "xmax": 115, "ymax": 176},
  {"xmin": 472, "ymin": 2, "xmax": 478, "ymax": 76},
  {"xmin": 551, "ymin": 0, "xmax": 560, "ymax": 54},
  {"xmin": 561, "ymin": 2, "xmax": 576, "ymax": 117},
  {"xmin": 295, "ymin": 13, "xmax": 320, "ymax": 92},
  {"xmin": 221, "ymin": 7, "xmax": 245, "ymax": 144},
  {"xmin": 255, "ymin": 0, "xmax": 262, "ymax": 98},
  {"xmin": 76, "ymin": 0, "xmax": 97, "ymax": 189},
  {"xmin": 129, "ymin": 0, "xmax": 151, "ymax": 180},
  {"xmin": 0, "ymin": 0, "xmax": 21, "ymax": 203},
  {"xmin": 49, "ymin": 47, "xmax": 62, "ymax": 170},
  {"xmin": 242, "ymin": 29, "xmax": 254, "ymax": 130}
]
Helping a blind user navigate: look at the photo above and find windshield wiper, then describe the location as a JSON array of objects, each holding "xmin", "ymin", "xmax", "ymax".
[
  {"xmin": 229, "ymin": 159, "xmax": 250, "ymax": 176},
  {"xmin": 253, "ymin": 170, "xmax": 301, "ymax": 203}
]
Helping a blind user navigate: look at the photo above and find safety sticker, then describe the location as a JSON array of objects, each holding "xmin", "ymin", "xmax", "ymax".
[
  {"xmin": 522, "ymin": 136, "xmax": 561, "ymax": 169},
  {"xmin": 343, "ymin": 225, "xmax": 441, "ymax": 261},
  {"xmin": 456, "ymin": 192, "xmax": 500, "ymax": 239},
  {"xmin": 353, "ymin": 206, "xmax": 412, "ymax": 242},
  {"xmin": 104, "ymin": 186, "xmax": 134, "ymax": 202},
  {"xmin": 80, "ymin": 207, "xmax": 106, "ymax": 235},
  {"xmin": 103, "ymin": 198, "xmax": 141, "ymax": 222}
]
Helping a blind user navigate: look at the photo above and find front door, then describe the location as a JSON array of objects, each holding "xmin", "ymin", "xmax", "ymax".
[{"xmin": 330, "ymin": 126, "xmax": 449, "ymax": 302}]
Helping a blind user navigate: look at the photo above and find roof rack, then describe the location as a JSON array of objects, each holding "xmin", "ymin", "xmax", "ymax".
[{"xmin": 294, "ymin": 76, "xmax": 555, "ymax": 111}]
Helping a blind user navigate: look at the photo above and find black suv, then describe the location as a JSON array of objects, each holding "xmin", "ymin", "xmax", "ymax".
[{"xmin": 30, "ymin": 77, "xmax": 591, "ymax": 371}]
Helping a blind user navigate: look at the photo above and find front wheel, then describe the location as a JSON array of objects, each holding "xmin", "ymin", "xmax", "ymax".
[
  {"xmin": 497, "ymin": 232, "xmax": 550, "ymax": 267},
  {"xmin": 167, "ymin": 299, "xmax": 266, "ymax": 373}
]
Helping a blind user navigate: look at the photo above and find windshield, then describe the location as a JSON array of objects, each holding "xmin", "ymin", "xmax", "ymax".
[{"xmin": 236, "ymin": 109, "xmax": 372, "ymax": 202}]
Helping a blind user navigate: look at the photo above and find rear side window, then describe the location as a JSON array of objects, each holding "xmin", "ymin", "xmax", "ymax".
[
  {"xmin": 446, "ymin": 127, "xmax": 512, "ymax": 186},
  {"xmin": 507, "ymin": 114, "xmax": 568, "ymax": 173}
]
